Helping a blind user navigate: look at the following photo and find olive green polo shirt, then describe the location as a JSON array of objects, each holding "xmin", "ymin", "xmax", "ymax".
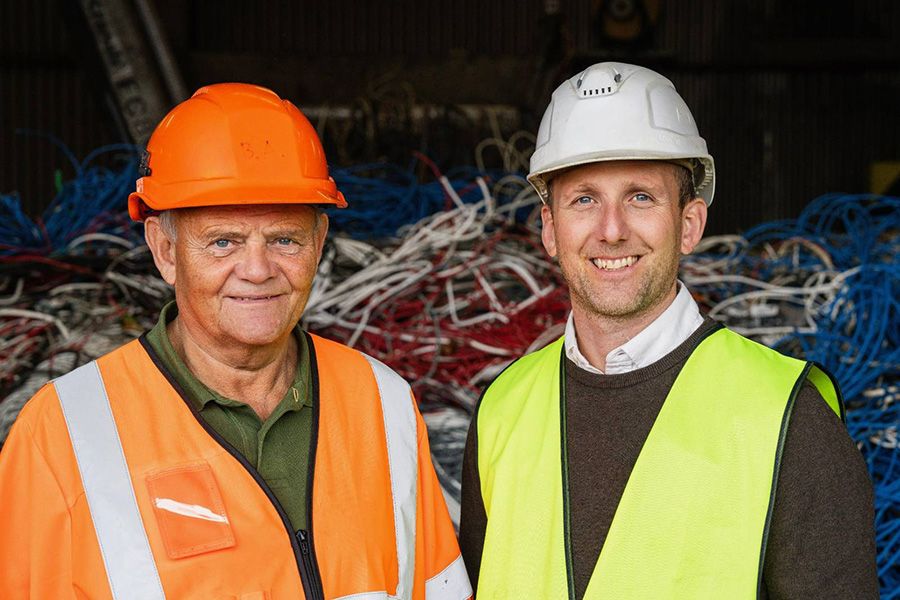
[{"xmin": 145, "ymin": 301, "xmax": 313, "ymax": 531}]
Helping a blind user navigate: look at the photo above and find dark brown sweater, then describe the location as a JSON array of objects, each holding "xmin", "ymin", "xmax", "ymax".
[{"xmin": 459, "ymin": 319, "xmax": 879, "ymax": 599}]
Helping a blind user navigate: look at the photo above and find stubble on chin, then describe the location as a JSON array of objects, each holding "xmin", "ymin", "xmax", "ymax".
[{"xmin": 560, "ymin": 255, "xmax": 680, "ymax": 325}]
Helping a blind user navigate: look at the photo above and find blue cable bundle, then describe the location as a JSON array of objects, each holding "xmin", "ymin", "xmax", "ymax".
[
  {"xmin": 761, "ymin": 195, "xmax": 898, "ymax": 399},
  {"xmin": 714, "ymin": 206, "xmax": 897, "ymax": 411},
  {"xmin": 42, "ymin": 143, "xmax": 141, "ymax": 252},
  {"xmin": 760, "ymin": 195, "xmax": 900, "ymax": 594},
  {"xmin": 0, "ymin": 134, "xmax": 141, "ymax": 256},
  {"xmin": 327, "ymin": 162, "xmax": 515, "ymax": 239},
  {"xmin": 0, "ymin": 192, "xmax": 47, "ymax": 254}
]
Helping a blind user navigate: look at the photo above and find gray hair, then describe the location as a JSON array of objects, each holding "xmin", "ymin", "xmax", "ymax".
[
  {"xmin": 158, "ymin": 210, "xmax": 178, "ymax": 240},
  {"xmin": 155, "ymin": 205, "xmax": 325, "ymax": 240}
]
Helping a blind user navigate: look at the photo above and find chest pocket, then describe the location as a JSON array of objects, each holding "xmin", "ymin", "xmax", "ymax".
[{"xmin": 146, "ymin": 461, "xmax": 236, "ymax": 559}]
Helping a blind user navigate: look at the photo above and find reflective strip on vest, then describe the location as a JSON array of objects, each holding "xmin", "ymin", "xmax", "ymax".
[
  {"xmin": 363, "ymin": 354, "xmax": 418, "ymax": 600},
  {"xmin": 55, "ymin": 361, "xmax": 166, "ymax": 600},
  {"xmin": 333, "ymin": 593, "xmax": 393, "ymax": 600},
  {"xmin": 425, "ymin": 554, "xmax": 471, "ymax": 600},
  {"xmin": 332, "ymin": 555, "xmax": 470, "ymax": 600}
]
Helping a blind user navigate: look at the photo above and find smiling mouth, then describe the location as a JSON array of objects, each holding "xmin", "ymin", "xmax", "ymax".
[
  {"xmin": 228, "ymin": 295, "xmax": 282, "ymax": 302},
  {"xmin": 591, "ymin": 256, "xmax": 639, "ymax": 271}
]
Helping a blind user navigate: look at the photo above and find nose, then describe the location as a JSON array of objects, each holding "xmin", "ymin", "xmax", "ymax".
[
  {"xmin": 595, "ymin": 201, "xmax": 630, "ymax": 244},
  {"xmin": 235, "ymin": 241, "xmax": 277, "ymax": 283}
]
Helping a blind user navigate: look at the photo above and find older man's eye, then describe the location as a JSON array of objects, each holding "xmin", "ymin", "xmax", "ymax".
[
  {"xmin": 575, "ymin": 196, "xmax": 593, "ymax": 205},
  {"xmin": 633, "ymin": 193, "xmax": 653, "ymax": 203},
  {"xmin": 213, "ymin": 239, "xmax": 231, "ymax": 248},
  {"xmin": 272, "ymin": 237, "xmax": 303, "ymax": 253}
]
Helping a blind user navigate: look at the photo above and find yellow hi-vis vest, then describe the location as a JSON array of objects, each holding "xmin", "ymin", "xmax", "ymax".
[{"xmin": 475, "ymin": 326, "xmax": 843, "ymax": 600}]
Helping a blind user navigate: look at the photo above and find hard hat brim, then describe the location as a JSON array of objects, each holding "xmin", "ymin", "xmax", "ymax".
[
  {"xmin": 129, "ymin": 179, "xmax": 347, "ymax": 222},
  {"xmin": 528, "ymin": 152, "xmax": 715, "ymax": 206}
]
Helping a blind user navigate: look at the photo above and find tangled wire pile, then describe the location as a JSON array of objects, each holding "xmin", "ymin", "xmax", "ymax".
[
  {"xmin": 1, "ymin": 146, "xmax": 898, "ymax": 593},
  {"xmin": 307, "ymin": 170, "xmax": 566, "ymax": 512}
]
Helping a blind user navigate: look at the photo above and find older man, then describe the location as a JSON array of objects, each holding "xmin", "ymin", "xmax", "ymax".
[
  {"xmin": 460, "ymin": 63, "xmax": 877, "ymax": 598},
  {"xmin": 0, "ymin": 84, "xmax": 471, "ymax": 600}
]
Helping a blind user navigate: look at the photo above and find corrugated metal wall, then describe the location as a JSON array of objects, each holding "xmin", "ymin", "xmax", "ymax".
[{"xmin": 2, "ymin": 0, "xmax": 899, "ymax": 235}]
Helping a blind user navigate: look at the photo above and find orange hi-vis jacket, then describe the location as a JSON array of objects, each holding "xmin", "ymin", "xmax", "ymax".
[{"xmin": 0, "ymin": 333, "xmax": 471, "ymax": 600}]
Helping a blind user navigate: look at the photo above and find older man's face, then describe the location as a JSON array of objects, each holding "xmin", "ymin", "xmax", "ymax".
[{"xmin": 152, "ymin": 204, "xmax": 327, "ymax": 351}]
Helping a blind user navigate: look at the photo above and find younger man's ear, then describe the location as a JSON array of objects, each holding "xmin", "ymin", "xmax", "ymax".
[{"xmin": 680, "ymin": 198, "xmax": 708, "ymax": 255}]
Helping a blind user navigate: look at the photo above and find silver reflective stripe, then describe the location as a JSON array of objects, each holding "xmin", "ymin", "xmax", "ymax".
[
  {"xmin": 334, "ymin": 593, "xmax": 391, "ymax": 600},
  {"xmin": 363, "ymin": 354, "xmax": 418, "ymax": 600},
  {"xmin": 55, "ymin": 361, "xmax": 166, "ymax": 600},
  {"xmin": 425, "ymin": 555, "xmax": 472, "ymax": 600}
]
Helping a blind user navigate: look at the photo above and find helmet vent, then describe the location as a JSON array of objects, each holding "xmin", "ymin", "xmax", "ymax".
[
  {"xmin": 576, "ymin": 65, "xmax": 623, "ymax": 98},
  {"xmin": 582, "ymin": 86, "xmax": 616, "ymax": 97}
]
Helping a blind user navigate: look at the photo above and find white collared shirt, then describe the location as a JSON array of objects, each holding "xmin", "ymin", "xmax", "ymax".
[{"xmin": 564, "ymin": 281, "xmax": 704, "ymax": 375}]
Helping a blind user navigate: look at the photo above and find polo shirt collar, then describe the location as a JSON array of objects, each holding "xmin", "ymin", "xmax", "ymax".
[{"xmin": 147, "ymin": 301, "xmax": 312, "ymax": 411}]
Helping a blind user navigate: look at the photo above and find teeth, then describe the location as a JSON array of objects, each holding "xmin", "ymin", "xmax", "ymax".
[{"xmin": 592, "ymin": 256, "xmax": 637, "ymax": 270}]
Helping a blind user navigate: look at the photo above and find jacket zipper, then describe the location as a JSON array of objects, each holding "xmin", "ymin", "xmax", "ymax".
[
  {"xmin": 139, "ymin": 335, "xmax": 326, "ymax": 599},
  {"xmin": 298, "ymin": 332, "xmax": 325, "ymax": 600},
  {"xmin": 297, "ymin": 529, "xmax": 324, "ymax": 600}
]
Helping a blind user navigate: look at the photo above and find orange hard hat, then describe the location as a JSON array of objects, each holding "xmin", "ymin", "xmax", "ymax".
[{"xmin": 128, "ymin": 83, "xmax": 347, "ymax": 221}]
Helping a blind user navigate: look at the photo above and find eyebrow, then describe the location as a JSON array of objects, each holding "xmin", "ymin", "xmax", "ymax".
[
  {"xmin": 265, "ymin": 227, "xmax": 307, "ymax": 236},
  {"xmin": 567, "ymin": 183, "xmax": 602, "ymax": 196},
  {"xmin": 199, "ymin": 228, "xmax": 244, "ymax": 241},
  {"xmin": 621, "ymin": 181, "xmax": 668, "ymax": 196},
  {"xmin": 563, "ymin": 180, "xmax": 670, "ymax": 198}
]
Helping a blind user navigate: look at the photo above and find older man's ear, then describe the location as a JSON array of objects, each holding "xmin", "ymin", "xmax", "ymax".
[{"xmin": 144, "ymin": 215, "xmax": 177, "ymax": 286}]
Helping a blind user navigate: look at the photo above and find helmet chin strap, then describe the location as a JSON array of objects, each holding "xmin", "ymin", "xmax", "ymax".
[{"xmin": 138, "ymin": 201, "xmax": 160, "ymax": 221}]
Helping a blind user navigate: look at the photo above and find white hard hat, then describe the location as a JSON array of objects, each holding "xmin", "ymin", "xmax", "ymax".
[{"xmin": 528, "ymin": 62, "xmax": 715, "ymax": 206}]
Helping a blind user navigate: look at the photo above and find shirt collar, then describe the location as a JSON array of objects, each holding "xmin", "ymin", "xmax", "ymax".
[
  {"xmin": 146, "ymin": 301, "xmax": 313, "ymax": 411},
  {"xmin": 564, "ymin": 281, "xmax": 704, "ymax": 375}
]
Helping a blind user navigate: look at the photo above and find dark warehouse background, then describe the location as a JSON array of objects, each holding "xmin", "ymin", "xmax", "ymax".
[
  {"xmin": 1, "ymin": 3, "xmax": 899, "ymax": 592},
  {"xmin": 2, "ymin": 0, "xmax": 900, "ymax": 235}
]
